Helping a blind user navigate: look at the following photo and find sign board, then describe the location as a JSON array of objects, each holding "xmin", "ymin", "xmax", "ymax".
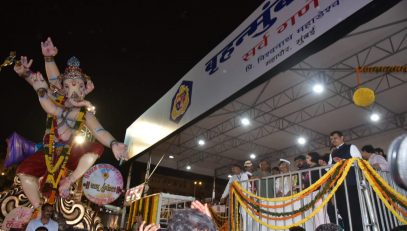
[
  {"xmin": 1, "ymin": 207, "xmax": 32, "ymax": 230},
  {"xmin": 82, "ymin": 164, "xmax": 123, "ymax": 205},
  {"xmin": 125, "ymin": 0, "xmax": 373, "ymax": 157},
  {"xmin": 124, "ymin": 183, "xmax": 145, "ymax": 206}
]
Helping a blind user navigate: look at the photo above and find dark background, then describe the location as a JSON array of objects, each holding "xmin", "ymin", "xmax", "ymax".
[
  {"xmin": 0, "ymin": 0, "xmax": 262, "ymax": 202},
  {"xmin": 0, "ymin": 0, "xmax": 261, "ymax": 169}
]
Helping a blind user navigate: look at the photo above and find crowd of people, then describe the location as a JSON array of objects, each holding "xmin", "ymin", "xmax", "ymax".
[
  {"xmin": 6, "ymin": 200, "xmax": 215, "ymax": 231},
  {"xmin": 219, "ymin": 130, "xmax": 391, "ymax": 231},
  {"xmin": 6, "ymin": 203, "xmax": 90, "ymax": 231},
  {"xmin": 1, "ymin": 130, "xmax": 398, "ymax": 231}
]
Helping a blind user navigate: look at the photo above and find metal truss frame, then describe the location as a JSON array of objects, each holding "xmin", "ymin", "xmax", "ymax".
[
  {"xmin": 174, "ymin": 27, "xmax": 407, "ymax": 172},
  {"xmin": 215, "ymin": 111, "xmax": 407, "ymax": 177}
]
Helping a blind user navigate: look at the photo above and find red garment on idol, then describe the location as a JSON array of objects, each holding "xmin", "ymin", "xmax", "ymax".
[{"xmin": 16, "ymin": 142, "xmax": 104, "ymax": 178}]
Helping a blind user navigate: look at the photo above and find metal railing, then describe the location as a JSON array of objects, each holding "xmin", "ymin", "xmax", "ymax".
[{"xmin": 224, "ymin": 162, "xmax": 407, "ymax": 231}]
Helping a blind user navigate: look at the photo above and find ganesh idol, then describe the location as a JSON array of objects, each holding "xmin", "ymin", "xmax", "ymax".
[{"xmin": 11, "ymin": 37, "xmax": 128, "ymax": 209}]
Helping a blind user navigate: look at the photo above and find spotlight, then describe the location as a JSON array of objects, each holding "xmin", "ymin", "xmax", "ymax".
[
  {"xmin": 74, "ymin": 135, "xmax": 85, "ymax": 144},
  {"xmin": 186, "ymin": 165, "xmax": 191, "ymax": 170},
  {"xmin": 241, "ymin": 118, "xmax": 250, "ymax": 126},
  {"xmin": 250, "ymin": 153, "xmax": 256, "ymax": 159},
  {"xmin": 312, "ymin": 84, "xmax": 324, "ymax": 94},
  {"xmin": 198, "ymin": 139, "xmax": 205, "ymax": 146},
  {"xmin": 370, "ymin": 113, "xmax": 380, "ymax": 122},
  {"xmin": 169, "ymin": 155, "xmax": 174, "ymax": 159},
  {"xmin": 1, "ymin": 172, "xmax": 5, "ymax": 176},
  {"xmin": 297, "ymin": 137, "xmax": 307, "ymax": 145},
  {"xmin": 228, "ymin": 175, "xmax": 232, "ymax": 178}
]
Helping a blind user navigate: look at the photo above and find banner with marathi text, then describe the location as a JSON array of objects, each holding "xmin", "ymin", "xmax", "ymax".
[{"xmin": 125, "ymin": 0, "xmax": 373, "ymax": 157}]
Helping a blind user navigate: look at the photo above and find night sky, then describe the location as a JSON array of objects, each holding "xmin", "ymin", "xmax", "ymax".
[{"xmin": 0, "ymin": 0, "xmax": 262, "ymax": 167}]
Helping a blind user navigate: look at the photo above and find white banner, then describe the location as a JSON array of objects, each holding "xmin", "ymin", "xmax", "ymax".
[{"xmin": 125, "ymin": 0, "xmax": 373, "ymax": 157}]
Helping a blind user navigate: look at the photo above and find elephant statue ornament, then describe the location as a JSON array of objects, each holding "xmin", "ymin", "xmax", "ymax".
[{"xmin": 7, "ymin": 37, "xmax": 128, "ymax": 210}]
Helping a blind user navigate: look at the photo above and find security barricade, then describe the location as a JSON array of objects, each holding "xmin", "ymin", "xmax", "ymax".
[
  {"xmin": 226, "ymin": 158, "xmax": 407, "ymax": 231},
  {"xmin": 127, "ymin": 193, "xmax": 195, "ymax": 230}
]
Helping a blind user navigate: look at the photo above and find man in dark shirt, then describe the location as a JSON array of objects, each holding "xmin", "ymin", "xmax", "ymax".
[
  {"xmin": 294, "ymin": 155, "xmax": 310, "ymax": 190},
  {"xmin": 294, "ymin": 155, "xmax": 309, "ymax": 170},
  {"xmin": 329, "ymin": 130, "xmax": 363, "ymax": 231},
  {"xmin": 253, "ymin": 160, "xmax": 274, "ymax": 197}
]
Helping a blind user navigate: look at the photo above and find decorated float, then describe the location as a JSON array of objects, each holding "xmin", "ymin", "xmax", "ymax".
[{"xmin": 0, "ymin": 37, "xmax": 127, "ymax": 230}]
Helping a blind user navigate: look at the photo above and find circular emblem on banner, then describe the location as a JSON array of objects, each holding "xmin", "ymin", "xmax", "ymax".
[
  {"xmin": 1, "ymin": 207, "xmax": 32, "ymax": 230},
  {"xmin": 170, "ymin": 80, "xmax": 193, "ymax": 123},
  {"xmin": 82, "ymin": 163, "xmax": 123, "ymax": 205}
]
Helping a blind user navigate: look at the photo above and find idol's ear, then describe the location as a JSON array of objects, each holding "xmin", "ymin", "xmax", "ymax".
[{"xmin": 85, "ymin": 79, "xmax": 94, "ymax": 95}]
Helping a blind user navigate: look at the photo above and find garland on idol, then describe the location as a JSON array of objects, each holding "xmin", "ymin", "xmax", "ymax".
[{"xmin": 43, "ymin": 95, "xmax": 87, "ymax": 204}]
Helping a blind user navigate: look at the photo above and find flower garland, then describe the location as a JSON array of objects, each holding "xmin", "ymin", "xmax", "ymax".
[
  {"xmin": 230, "ymin": 158, "xmax": 355, "ymax": 230},
  {"xmin": 218, "ymin": 223, "xmax": 227, "ymax": 231},
  {"xmin": 208, "ymin": 205, "xmax": 228, "ymax": 229},
  {"xmin": 231, "ymin": 162, "xmax": 342, "ymax": 210},
  {"xmin": 230, "ymin": 186, "xmax": 236, "ymax": 231},
  {"xmin": 359, "ymin": 159, "xmax": 407, "ymax": 205},
  {"xmin": 362, "ymin": 160, "xmax": 407, "ymax": 210},
  {"xmin": 357, "ymin": 160, "xmax": 404, "ymax": 208},
  {"xmin": 43, "ymin": 105, "xmax": 86, "ymax": 204},
  {"xmin": 358, "ymin": 159, "xmax": 407, "ymax": 223},
  {"xmin": 357, "ymin": 159, "xmax": 407, "ymax": 224},
  {"xmin": 231, "ymin": 160, "xmax": 345, "ymax": 219},
  {"xmin": 233, "ymin": 174, "xmax": 326, "ymax": 209},
  {"xmin": 230, "ymin": 160, "xmax": 343, "ymax": 203},
  {"xmin": 227, "ymin": 158, "xmax": 407, "ymax": 229}
]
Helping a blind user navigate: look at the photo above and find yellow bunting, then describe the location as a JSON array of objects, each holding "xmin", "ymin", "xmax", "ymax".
[
  {"xmin": 357, "ymin": 159, "xmax": 407, "ymax": 224},
  {"xmin": 232, "ymin": 158, "xmax": 355, "ymax": 230},
  {"xmin": 231, "ymin": 160, "xmax": 342, "ymax": 202},
  {"xmin": 358, "ymin": 159, "xmax": 407, "ymax": 205},
  {"xmin": 228, "ymin": 158, "xmax": 407, "ymax": 229},
  {"xmin": 209, "ymin": 206, "xmax": 228, "ymax": 229},
  {"xmin": 232, "ymin": 162, "xmax": 345, "ymax": 210}
]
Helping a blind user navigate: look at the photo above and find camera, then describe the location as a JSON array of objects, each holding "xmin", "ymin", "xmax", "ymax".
[{"xmin": 388, "ymin": 134, "xmax": 407, "ymax": 190}]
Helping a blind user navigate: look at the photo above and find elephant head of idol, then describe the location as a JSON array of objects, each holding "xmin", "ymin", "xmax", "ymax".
[{"xmin": 59, "ymin": 57, "xmax": 95, "ymax": 109}]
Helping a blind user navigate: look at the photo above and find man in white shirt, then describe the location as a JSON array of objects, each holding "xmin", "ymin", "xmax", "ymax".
[
  {"xmin": 244, "ymin": 160, "xmax": 255, "ymax": 177},
  {"xmin": 220, "ymin": 163, "xmax": 253, "ymax": 230},
  {"xmin": 361, "ymin": 145, "xmax": 389, "ymax": 171},
  {"xmin": 220, "ymin": 164, "xmax": 249, "ymax": 203},
  {"xmin": 243, "ymin": 160, "xmax": 256, "ymax": 193},
  {"xmin": 26, "ymin": 204, "xmax": 58, "ymax": 231}
]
